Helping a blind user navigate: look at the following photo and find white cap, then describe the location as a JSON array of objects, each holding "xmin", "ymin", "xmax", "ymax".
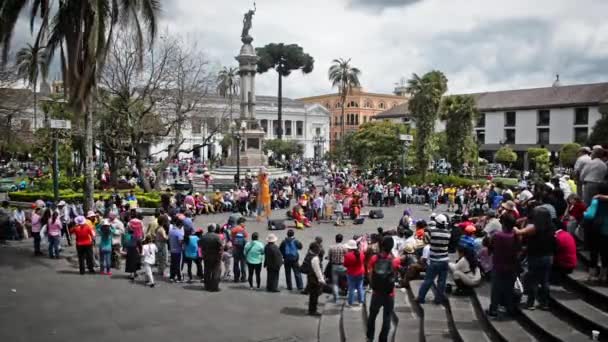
[{"xmin": 435, "ymin": 214, "xmax": 448, "ymax": 225}]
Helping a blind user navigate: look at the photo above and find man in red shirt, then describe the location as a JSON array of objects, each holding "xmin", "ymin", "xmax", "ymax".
[
  {"xmin": 70, "ymin": 216, "xmax": 96, "ymax": 274},
  {"xmin": 552, "ymin": 228, "xmax": 577, "ymax": 284},
  {"xmin": 366, "ymin": 236, "xmax": 401, "ymax": 342}
]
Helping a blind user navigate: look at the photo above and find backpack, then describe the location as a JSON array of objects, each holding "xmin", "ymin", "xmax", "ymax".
[
  {"xmin": 233, "ymin": 231, "xmax": 246, "ymax": 247},
  {"xmin": 371, "ymin": 255, "xmax": 395, "ymax": 295},
  {"xmin": 284, "ymin": 239, "xmax": 298, "ymax": 260},
  {"xmin": 300, "ymin": 253, "xmax": 313, "ymax": 274}
]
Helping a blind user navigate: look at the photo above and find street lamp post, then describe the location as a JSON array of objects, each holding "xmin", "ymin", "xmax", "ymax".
[
  {"xmin": 399, "ymin": 133, "xmax": 414, "ymax": 179},
  {"xmin": 313, "ymin": 134, "xmax": 326, "ymax": 162},
  {"xmin": 231, "ymin": 120, "xmax": 247, "ymax": 186}
]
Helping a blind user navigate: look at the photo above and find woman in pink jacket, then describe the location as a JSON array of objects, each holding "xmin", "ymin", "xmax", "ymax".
[
  {"xmin": 47, "ymin": 211, "xmax": 62, "ymax": 258},
  {"xmin": 30, "ymin": 207, "xmax": 43, "ymax": 256}
]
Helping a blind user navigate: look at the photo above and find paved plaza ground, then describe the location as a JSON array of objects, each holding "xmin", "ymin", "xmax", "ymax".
[{"xmin": 0, "ymin": 202, "xmax": 434, "ymax": 342}]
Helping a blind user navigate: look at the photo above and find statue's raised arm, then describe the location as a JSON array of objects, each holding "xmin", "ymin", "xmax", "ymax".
[{"xmin": 241, "ymin": 3, "xmax": 256, "ymax": 42}]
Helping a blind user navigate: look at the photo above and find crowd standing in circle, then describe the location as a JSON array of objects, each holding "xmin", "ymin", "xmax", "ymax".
[{"xmin": 1, "ymin": 149, "xmax": 608, "ymax": 342}]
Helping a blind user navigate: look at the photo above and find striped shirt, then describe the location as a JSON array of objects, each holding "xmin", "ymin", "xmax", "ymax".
[{"xmin": 427, "ymin": 227, "xmax": 451, "ymax": 262}]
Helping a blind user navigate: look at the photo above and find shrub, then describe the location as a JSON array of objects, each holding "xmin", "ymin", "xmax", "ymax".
[{"xmin": 9, "ymin": 189, "xmax": 162, "ymax": 208}]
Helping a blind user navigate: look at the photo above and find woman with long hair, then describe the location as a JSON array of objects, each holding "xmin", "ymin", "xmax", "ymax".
[
  {"xmin": 448, "ymin": 244, "xmax": 482, "ymax": 295},
  {"xmin": 515, "ymin": 206, "xmax": 555, "ymax": 310},
  {"xmin": 46, "ymin": 210, "xmax": 62, "ymax": 259}
]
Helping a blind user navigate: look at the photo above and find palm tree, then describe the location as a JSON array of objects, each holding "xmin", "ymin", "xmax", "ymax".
[
  {"xmin": 439, "ymin": 94, "xmax": 478, "ymax": 171},
  {"xmin": 16, "ymin": 43, "xmax": 48, "ymax": 129},
  {"xmin": 257, "ymin": 43, "xmax": 314, "ymax": 140},
  {"xmin": 328, "ymin": 58, "xmax": 361, "ymax": 138},
  {"xmin": 217, "ymin": 66, "xmax": 240, "ymax": 120},
  {"xmin": 407, "ymin": 70, "xmax": 448, "ymax": 179},
  {"xmin": 0, "ymin": 1, "xmax": 161, "ymax": 210}
]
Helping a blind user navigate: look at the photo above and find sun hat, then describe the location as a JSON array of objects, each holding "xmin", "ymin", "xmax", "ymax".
[
  {"xmin": 57, "ymin": 200, "xmax": 66, "ymax": 206},
  {"xmin": 501, "ymin": 201, "xmax": 516, "ymax": 211},
  {"xmin": 86, "ymin": 210, "xmax": 96, "ymax": 218},
  {"xmin": 75, "ymin": 216, "xmax": 86, "ymax": 225},
  {"xmin": 266, "ymin": 233, "xmax": 278, "ymax": 243},
  {"xmin": 345, "ymin": 239, "xmax": 358, "ymax": 250},
  {"xmin": 404, "ymin": 243, "xmax": 416, "ymax": 254},
  {"xmin": 101, "ymin": 219, "xmax": 111, "ymax": 226}
]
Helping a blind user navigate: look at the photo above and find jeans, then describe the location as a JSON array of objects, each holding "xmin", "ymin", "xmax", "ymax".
[
  {"xmin": 417, "ymin": 260, "xmax": 448, "ymax": 304},
  {"xmin": 61, "ymin": 223, "xmax": 72, "ymax": 246},
  {"xmin": 185, "ymin": 257, "xmax": 203, "ymax": 280},
  {"xmin": 284, "ymin": 259, "xmax": 303, "ymax": 290},
  {"xmin": 489, "ymin": 270, "xmax": 516, "ymax": 314},
  {"xmin": 170, "ymin": 252, "xmax": 183, "ymax": 281},
  {"xmin": 99, "ymin": 249, "xmax": 112, "ymax": 273},
  {"xmin": 233, "ymin": 247, "xmax": 247, "ymax": 282},
  {"xmin": 32, "ymin": 232, "xmax": 42, "ymax": 254},
  {"xmin": 526, "ymin": 255, "xmax": 552, "ymax": 307},
  {"xmin": 48, "ymin": 235, "xmax": 60, "ymax": 258},
  {"xmin": 247, "ymin": 262, "xmax": 262, "ymax": 288},
  {"xmin": 347, "ymin": 274, "xmax": 365, "ymax": 305},
  {"xmin": 366, "ymin": 294, "xmax": 394, "ymax": 342},
  {"xmin": 76, "ymin": 245, "xmax": 95, "ymax": 274},
  {"xmin": 331, "ymin": 265, "xmax": 346, "ymax": 301}
]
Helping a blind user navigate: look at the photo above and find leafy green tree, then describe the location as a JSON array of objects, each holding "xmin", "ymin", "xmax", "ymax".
[
  {"xmin": 263, "ymin": 139, "xmax": 304, "ymax": 160},
  {"xmin": 527, "ymin": 147, "xmax": 551, "ymax": 178},
  {"xmin": 588, "ymin": 115, "xmax": 608, "ymax": 146},
  {"xmin": 559, "ymin": 143, "xmax": 581, "ymax": 168},
  {"xmin": 494, "ymin": 146, "xmax": 517, "ymax": 165},
  {"xmin": 15, "ymin": 43, "xmax": 48, "ymax": 128},
  {"xmin": 349, "ymin": 121, "xmax": 408, "ymax": 168},
  {"xmin": 1, "ymin": 0, "xmax": 161, "ymax": 210},
  {"xmin": 407, "ymin": 70, "xmax": 448, "ymax": 179},
  {"xmin": 328, "ymin": 58, "xmax": 361, "ymax": 137},
  {"xmin": 440, "ymin": 95, "xmax": 478, "ymax": 171},
  {"xmin": 257, "ymin": 43, "xmax": 314, "ymax": 139}
]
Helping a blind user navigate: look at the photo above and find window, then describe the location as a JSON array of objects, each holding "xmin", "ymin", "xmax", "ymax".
[
  {"xmin": 392, "ymin": 102, "xmax": 397, "ymax": 108},
  {"xmin": 350, "ymin": 114, "xmax": 355, "ymax": 125},
  {"xmin": 537, "ymin": 128, "xmax": 550, "ymax": 145},
  {"xmin": 334, "ymin": 132, "xmax": 338, "ymax": 140},
  {"xmin": 20, "ymin": 119, "xmax": 30, "ymax": 131},
  {"xmin": 505, "ymin": 111, "xmax": 516, "ymax": 127},
  {"xmin": 379, "ymin": 102, "xmax": 385, "ymax": 109},
  {"xmin": 364, "ymin": 100, "xmax": 372, "ymax": 108},
  {"xmin": 504, "ymin": 129, "xmax": 516, "ymax": 144},
  {"xmin": 325, "ymin": 103, "xmax": 330, "ymax": 109},
  {"xmin": 476, "ymin": 130, "xmax": 485, "ymax": 144},
  {"xmin": 334, "ymin": 116, "xmax": 339, "ymax": 125},
  {"xmin": 206, "ymin": 117, "xmax": 217, "ymax": 131},
  {"xmin": 355, "ymin": 114, "xmax": 359, "ymax": 125},
  {"xmin": 537, "ymin": 110, "xmax": 550, "ymax": 126},
  {"xmin": 363, "ymin": 116, "xmax": 367, "ymax": 123},
  {"xmin": 335, "ymin": 102, "xmax": 341, "ymax": 109},
  {"xmin": 191, "ymin": 117, "xmax": 202, "ymax": 134},
  {"xmin": 574, "ymin": 127, "xmax": 588, "ymax": 144},
  {"xmin": 296, "ymin": 121, "xmax": 303, "ymax": 136},
  {"xmin": 284, "ymin": 120, "xmax": 292, "ymax": 136},
  {"xmin": 273, "ymin": 120, "xmax": 279, "ymax": 136},
  {"xmin": 315, "ymin": 127, "xmax": 321, "ymax": 136},
  {"xmin": 351, "ymin": 101, "xmax": 358, "ymax": 108},
  {"xmin": 260, "ymin": 119, "xmax": 268, "ymax": 133},
  {"xmin": 575, "ymin": 108, "xmax": 589, "ymax": 125},
  {"xmin": 476, "ymin": 113, "xmax": 486, "ymax": 128}
]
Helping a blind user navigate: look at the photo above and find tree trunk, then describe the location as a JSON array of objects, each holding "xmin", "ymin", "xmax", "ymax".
[
  {"xmin": 135, "ymin": 144, "xmax": 152, "ymax": 192},
  {"xmin": 277, "ymin": 73, "xmax": 283, "ymax": 140},
  {"xmin": 33, "ymin": 78, "xmax": 37, "ymax": 130},
  {"xmin": 83, "ymin": 104, "xmax": 94, "ymax": 212}
]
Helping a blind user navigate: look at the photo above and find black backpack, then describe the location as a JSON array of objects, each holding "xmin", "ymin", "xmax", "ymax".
[
  {"xmin": 371, "ymin": 255, "xmax": 395, "ymax": 295},
  {"xmin": 300, "ymin": 253, "xmax": 313, "ymax": 275}
]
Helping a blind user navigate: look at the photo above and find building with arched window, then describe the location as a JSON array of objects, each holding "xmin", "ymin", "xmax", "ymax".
[{"xmin": 298, "ymin": 86, "xmax": 408, "ymax": 149}]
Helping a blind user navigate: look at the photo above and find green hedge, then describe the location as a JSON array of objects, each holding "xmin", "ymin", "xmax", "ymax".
[{"xmin": 8, "ymin": 189, "xmax": 162, "ymax": 208}]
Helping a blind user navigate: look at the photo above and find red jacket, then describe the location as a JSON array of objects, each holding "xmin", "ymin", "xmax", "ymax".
[
  {"xmin": 70, "ymin": 224, "xmax": 95, "ymax": 247},
  {"xmin": 554, "ymin": 230, "xmax": 577, "ymax": 269},
  {"xmin": 343, "ymin": 250, "xmax": 365, "ymax": 277},
  {"xmin": 568, "ymin": 201, "xmax": 587, "ymax": 222}
]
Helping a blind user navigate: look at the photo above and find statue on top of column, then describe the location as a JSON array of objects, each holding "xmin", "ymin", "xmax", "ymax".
[{"xmin": 241, "ymin": 3, "xmax": 256, "ymax": 44}]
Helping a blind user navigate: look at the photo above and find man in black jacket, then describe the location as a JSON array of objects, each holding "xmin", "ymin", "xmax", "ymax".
[
  {"xmin": 264, "ymin": 233, "xmax": 283, "ymax": 292},
  {"xmin": 199, "ymin": 224, "xmax": 223, "ymax": 291}
]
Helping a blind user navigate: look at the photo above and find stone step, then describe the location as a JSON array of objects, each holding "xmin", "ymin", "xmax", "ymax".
[
  {"xmin": 517, "ymin": 297, "xmax": 588, "ymax": 342},
  {"xmin": 408, "ymin": 280, "xmax": 454, "ymax": 341},
  {"xmin": 565, "ymin": 269, "xmax": 608, "ymax": 312},
  {"xmin": 550, "ymin": 285, "xmax": 608, "ymax": 340},
  {"xmin": 319, "ymin": 301, "xmax": 342, "ymax": 342},
  {"xmin": 472, "ymin": 284, "xmax": 538, "ymax": 342},
  {"xmin": 341, "ymin": 302, "xmax": 367, "ymax": 342},
  {"xmin": 446, "ymin": 293, "xmax": 493, "ymax": 342},
  {"xmin": 394, "ymin": 290, "xmax": 422, "ymax": 342}
]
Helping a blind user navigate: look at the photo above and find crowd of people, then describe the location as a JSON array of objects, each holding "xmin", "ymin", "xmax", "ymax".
[{"xmin": 3, "ymin": 148, "xmax": 608, "ymax": 342}]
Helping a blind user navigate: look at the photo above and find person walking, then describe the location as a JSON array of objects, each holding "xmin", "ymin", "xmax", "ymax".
[
  {"xmin": 580, "ymin": 148, "xmax": 608, "ymax": 205},
  {"xmin": 97, "ymin": 219, "xmax": 115, "ymax": 275},
  {"xmin": 280, "ymin": 229, "xmax": 304, "ymax": 291},
  {"xmin": 231, "ymin": 217, "xmax": 249, "ymax": 283},
  {"xmin": 155, "ymin": 222, "xmax": 169, "ymax": 278},
  {"xmin": 70, "ymin": 216, "xmax": 96, "ymax": 274},
  {"xmin": 184, "ymin": 229, "xmax": 202, "ymax": 283},
  {"xmin": 366, "ymin": 236, "xmax": 401, "ymax": 342},
  {"xmin": 200, "ymin": 224, "xmax": 223, "ymax": 292},
  {"xmin": 47, "ymin": 211, "xmax": 63, "ymax": 259},
  {"xmin": 264, "ymin": 233, "xmax": 283, "ymax": 292},
  {"xmin": 124, "ymin": 219, "xmax": 142, "ymax": 281},
  {"xmin": 30, "ymin": 207, "xmax": 43, "ymax": 256},
  {"xmin": 244, "ymin": 232, "xmax": 265, "ymax": 289},
  {"xmin": 343, "ymin": 239, "xmax": 365, "ymax": 308},
  {"xmin": 142, "ymin": 236, "xmax": 158, "ymax": 287},
  {"xmin": 417, "ymin": 214, "xmax": 451, "ymax": 305},
  {"xmin": 108, "ymin": 212, "xmax": 124, "ymax": 269},
  {"xmin": 328, "ymin": 234, "xmax": 347, "ymax": 302}
]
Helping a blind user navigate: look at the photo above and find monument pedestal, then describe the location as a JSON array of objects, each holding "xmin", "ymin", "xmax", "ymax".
[{"xmin": 226, "ymin": 120, "xmax": 267, "ymax": 167}]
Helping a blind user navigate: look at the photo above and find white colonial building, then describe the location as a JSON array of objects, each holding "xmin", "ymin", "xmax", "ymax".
[{"xmin": 149, "ymin": 94, "xmax": 331, "ymax": 161}]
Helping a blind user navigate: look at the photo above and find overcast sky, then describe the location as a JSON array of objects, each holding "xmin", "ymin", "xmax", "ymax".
[{"xmin": 11, "ymin": 0, "xmax": 608, "ymax": 99}]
